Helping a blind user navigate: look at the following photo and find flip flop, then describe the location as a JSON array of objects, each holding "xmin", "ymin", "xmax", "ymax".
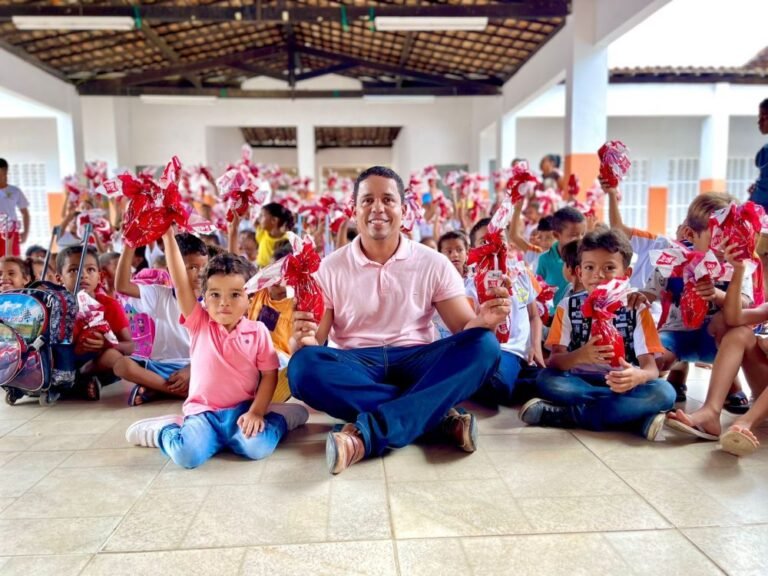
[
  {"xmin": 720, "ymin": 429, "xmax": 759, "ymax": 457},
  {"xmin": 723, "ymin": 391, "xmax": 751, "ymax": 415},
  {"xmin": 664, "ymin": 417, "xmax": 719, "ymax": 441},
  {"xmin": 128, "ymin": 384, "xmax": 156, "ymax": 407}
]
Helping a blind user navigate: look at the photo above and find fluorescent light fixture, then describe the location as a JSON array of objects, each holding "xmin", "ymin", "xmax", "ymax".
[
  {"xmin": 375, "ymin": 16, "xmax": 487, "ymax": 32},
  {"xmin": 139, "ymin": 95, "xmax": 218, "ymax": 106},
  {"xmin": 364, "ymin": 95, "xmax": 436, "ymax": 104},
  {"xmin": 12, "ymin": 15, "xmax": 135, "ymax": 31}
]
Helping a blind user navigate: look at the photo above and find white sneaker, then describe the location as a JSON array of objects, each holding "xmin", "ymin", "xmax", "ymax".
[
  {"xmin": 268, "ymin": 403, "xmax": 309, "ymax": 431},
  {"xmin": 645, "ymin": 413, "xmax": 667, "ymax": 442},
  {"xmin": 126, "ymin": 415, "xmax": 183, "ymax": 448}
]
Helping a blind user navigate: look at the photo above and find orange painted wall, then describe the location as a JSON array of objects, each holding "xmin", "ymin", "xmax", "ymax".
[
  {"xmin": 647, "ymin": 187, "xmax": 667, "ymax": 236},
  {"xmin": 699, "ymin": 179, "xmax": 727, "ymax": 194}
]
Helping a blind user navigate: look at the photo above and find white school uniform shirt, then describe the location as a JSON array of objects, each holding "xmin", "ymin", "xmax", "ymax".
[
  {"xmin": 0, "ymin": 185, "xmax": 29, "ymax": 222},
  {"xmin": 132, "ymin": 284, "xmax": 191, "ymax": 362}
]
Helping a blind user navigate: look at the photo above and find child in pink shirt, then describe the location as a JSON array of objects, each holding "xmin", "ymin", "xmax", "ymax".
[{"xmin": 126, "ymin": 229, "xmax": 308, "ymax": 469}]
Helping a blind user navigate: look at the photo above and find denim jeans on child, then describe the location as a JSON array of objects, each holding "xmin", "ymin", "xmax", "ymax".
[
  {"xmin": 288, "ymin": 328, "xmax": 500, "ymax": 456},
  {"xmin": 475, "ymin": 350, "xmax": 540, "ymax": 406},
  {"xmin": 158, "ymin": 400, "xmax": 287, "ymax": 469},
  {"xmin": 535, "ymin": 368, "xmax": 675, "ymax": 436}
]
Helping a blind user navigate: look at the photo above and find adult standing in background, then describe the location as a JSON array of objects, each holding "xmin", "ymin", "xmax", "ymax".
[{"xmin": 0, "ymin": 158, "xmax": 31, "ymax": 256}]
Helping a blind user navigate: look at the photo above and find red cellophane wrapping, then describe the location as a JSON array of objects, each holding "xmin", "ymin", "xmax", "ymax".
[
  {"xmin": 505, "ymin": 161, "xmax": 539, "ymax": 204},
  {"xmin": 535, "ymin": 276, "xmax": 556, "ymax": 325},
  {"xmin": 74, "ymin": 291, "xmax": 118, "ymax": 355},
  {"xmin": 283, "ymin": 236, "xmax": 325, "ymax": 323},
  {"xmin": 580, "ymin": 277, "xmax": 631, "ymax": 367},
  {"xmin": 118, "ymin": 157, "xmax": 190, "ymax": 248},
  {"xmin": 598, "ymin": 141, "xmax": 631, "ymax": 188},
  {"xmin": 709, "ymin": 201, "xmax": 765, "ymax": 260},
  {"xmin": 467, "ymin": 230, "xmax": 510, "ymax": 343}
]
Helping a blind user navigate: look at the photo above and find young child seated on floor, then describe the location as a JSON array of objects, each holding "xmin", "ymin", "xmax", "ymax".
[
  {"xmin": 434, "ymin": 230, "xmax": 475, "ymax": 340},
  {"xmin": 57, "ymin": 245, "xmax": 134, "ymax": 400},
  {"xmin": 113, "ymin": 234, "xmax": 209, "ymax": 405},
  {"xmin": 0, "ymin": 256, "xmax": 31, "ymax": 291},
  {"xmin": 521, "ymin": 229, "xmax": 675, "ymax": 440},
  {"xmin": 640, "ymin": 193, "xmax": 753, "ymax": 408},
  {"xmin": 559, "ymin": 240, "xmax": 584, "ymax": 300},
  {"xmin": 126, "ymin": 228, "xmax": 308, "ymax": 469},
  {"xmin": 667, "ymin": 242, "xmax": 768, "ymax": 456}
]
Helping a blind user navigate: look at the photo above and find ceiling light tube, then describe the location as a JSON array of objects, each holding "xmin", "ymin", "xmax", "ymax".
[
  {"xmin": 374, "ymin": 17, "xmax": 488, "ymax": 32},
  {"xmin": 12, "ymin": 16, "xmax": 135, "ymax": 31}
]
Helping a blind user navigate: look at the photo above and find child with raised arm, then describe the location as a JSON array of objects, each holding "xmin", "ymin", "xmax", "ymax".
[
  {"xmin": 522, "ymin": 229, "xmax": 675, "ymax": 440},
  {"xmin": 667, "ymin": 243, "xmax": 768, "ymax": 455},
  {"xmin": 125, "ymin": 228, "xmax": 308, "ymax": 469}
]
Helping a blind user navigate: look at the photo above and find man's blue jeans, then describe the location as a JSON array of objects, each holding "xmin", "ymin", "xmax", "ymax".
[
  {"xmin": 535, "ymin": 368, "xmax": 675, "ymax": 436},
  {"xmin": 158, "ymin": 401, "xmax": 287, "ymax": 469},
  {"xmin": 288, "ymin": 328, "xmax": 501, "ymax": 456}
]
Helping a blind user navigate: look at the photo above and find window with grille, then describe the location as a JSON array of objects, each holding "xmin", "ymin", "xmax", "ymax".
[
  {"xmin": 726, "ymin": 157, "xmax": 758, "ymax": 200},
  {"xmin": 7, "ymin": 163, "xmax": 50, "ymax": 249},
  {"xmin": 667, "ymin": 158, "xmax": 699, "ymax": 237},
  {"xmin": 615, "ymin": 158, "xmax": 649, "ymax": 230}
]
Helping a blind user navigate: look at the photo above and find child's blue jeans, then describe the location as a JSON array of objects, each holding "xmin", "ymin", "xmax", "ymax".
[
  {"xmin": 535, "ymin": 368, "xmax": 675, "ymax": 436},
  {"xmin": 158, "ymin": 400, "xmax": 287, "ymax": 469}
]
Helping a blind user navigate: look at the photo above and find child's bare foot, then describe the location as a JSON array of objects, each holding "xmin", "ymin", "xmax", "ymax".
[{"xmin": 666, "ymin": 407, "xmax": 722, "ymax": 438}]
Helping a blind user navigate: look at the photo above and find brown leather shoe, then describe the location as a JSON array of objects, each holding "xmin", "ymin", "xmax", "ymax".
[
  {"xmin": 441, "ymin": 410, "xmax": 478, "ymax": 453},
  {"xmin": 326, "ymin": 424, "xmax": 366, "ymax": 475}
]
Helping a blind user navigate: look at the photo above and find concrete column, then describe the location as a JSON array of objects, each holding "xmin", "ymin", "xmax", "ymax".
[
  {"xmin": 699, "ymin": 83, "xmax": 730, "ymax": 193},
  {"xmin": 296, "ymin": 123, "xmax": 316, "ymax": 193},
  {"xmin": 564, "ymin": 0, "xmax": 608, "ymax": 200},
  {"xmin": 478, "ymin": 124, "xmax": 496, "ymax": 188},
  {"xmin": 496, "ymin": 112, "xmax": 517, "ymax": 170}
]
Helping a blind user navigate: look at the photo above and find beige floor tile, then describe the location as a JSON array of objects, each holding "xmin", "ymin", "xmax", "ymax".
[
  {"xmin": 0, "ymin": 499, "xmax": 14, "ymax": 514},
  {"xmin": 181, "ymin": 482, "xmax": 332, "ymax": 547},
  {"xmin": 261, "ymin": 441, "xmax": 384, "ymax": 483},
  {"xmin": 2, "ymin": 466, "xmax": 159, "ymax": 519},
  {"xmin": 0, "ymin": 554, "xmax": 92, "ymax": 576},
  {"xmin": 517, "ymin": 494, "xmax": 670, "ymax": 533},
  {"xmin": 0, "ymin": 421, "xmax": 26, "ymax": 437},
  {"xmin": 79, "ymin": 419, "xmax": 142, "ymax": 450},
  {"xmin": 461, "ymin": 533, "xmax": 629, "ymax": 576},
  {"xmin": 388, "ymin": 479, "xmax": 531, "ymax": 539},
  {"xmin": 396, "ymin": 538, "xmax": 472, "ymax": 576},
  {"xmin": 0, "ymin": 402, "xmax": 47, "ymax": 422},
  {"xmin": 0, "ymin": 517, "xmax": 120, "ymax": 555},
  {"xmin": 150, "ymin": 453, "xmax": 265, "ymax": 488},
  {"xmin": 8, "ymin": 418, "xmax": 119, "ymax": 437},
  {"xmin": 0, "ymin": 452, "xmax": 18, "ymax": 468},
  {"xmin": 618, "ymin": 469, "xmax": 747, "ymax": 528},
  {"xmin": 0, "ymin": 434, "xmax": 102, "ymax": 452},
  {"xmin": 683, "ymin": 525, "xmax": 768, "ymax": 575},
  {"xmin": 80, "ymin": 548, "xmax": 246, "ymax": 576},
  {"xmin": 103, "ymin": 486, "xmax": 211, "ymax": 552},
  {"xmin": 242, "ymin": 541, "xmax": 397, "ymax": 576},
  {"xmin": 604, "ymin": 530, "xmax": 723, "ymax": 575},
  {"xmin": 0, "ymin": 451, "xmax": 72, "ymax": 498},
  {"xmin": 479, "ymin": 428, "xmax": 584, "ymax": 452},
  {"xmin": 465, "ymin": 403, "xmax": 527, "ymax": 435},
  {"xmin": 60, "ymin": 448, "xmax": 167, "ymax": 469},
  {"xmin": 328, "ymin": 480, "xmax": 392, "ymax": 541},
  {"xmin": 383, "ymin": 444, "xmax": 500, "ymax": 483},
  {"xmin": 495, "ymin": 454, "xmax": 633, "ymax": 498}
]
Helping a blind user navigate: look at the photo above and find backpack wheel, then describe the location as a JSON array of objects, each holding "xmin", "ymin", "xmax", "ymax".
[{"xmin": 5, "ymin": 389, "xmax": 21, "ymax": 406}]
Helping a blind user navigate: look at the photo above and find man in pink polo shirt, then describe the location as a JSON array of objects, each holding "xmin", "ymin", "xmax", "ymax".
[{"xmin": 288, "ymin": 166, "xmax": 511, "ymax": 474}]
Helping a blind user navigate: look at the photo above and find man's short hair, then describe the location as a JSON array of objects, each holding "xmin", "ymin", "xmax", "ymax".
[
  {"xmin": 578, "ymin": 229, "xmax": 633, "ymax": 269},
  {"xmin": 0, "ymin": 158, "xmax": 8, "ymax": 170},
  {"xmin": 353, "ymin": 166, "xmax": 405, "ymax": 202},
  {"xmin": 551, "ymin": 206, "xmax": 586, "ymax": 233},
  {"xmin": 537, "ymin": 215, "xmax": 554, "ymax": 233}
]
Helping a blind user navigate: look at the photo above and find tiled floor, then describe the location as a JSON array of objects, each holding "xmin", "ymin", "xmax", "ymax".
[{"xmin": 0, "ymin": 366, "xmax": 767, "ymax": 575}]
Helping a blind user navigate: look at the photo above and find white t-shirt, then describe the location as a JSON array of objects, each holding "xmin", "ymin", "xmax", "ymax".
[
  {"xmin": 629, "ymin": 229, "xmax": 673, "ymax": 290},
  {"xmin": 500, "ymin": 266, "xmax": 537, "ymax": 358},
  {"xmin": 135, "ymin": 284, "xmax": 190, "ymax": 361},
  {"xmin": 0, "ymin": 185, "xmax": 29, "ymax": 222}
]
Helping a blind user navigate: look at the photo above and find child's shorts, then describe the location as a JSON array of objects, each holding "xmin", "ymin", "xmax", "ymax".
[
  {"xmin": 660, "ymin": 327, "xmax": 718, "ymax": 364},
  {"xmin": 132, "ymin": 358, "xmax": 190, "ymax": 380}
]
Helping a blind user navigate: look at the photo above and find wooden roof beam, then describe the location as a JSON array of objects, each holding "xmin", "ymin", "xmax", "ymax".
[
  {"xmin": 0, "ymin": 2, "xmax": 570, "ymax": 23},
  {"xmin": 295, "ymin": 62, "xmax": 356, "ymax": 82}
]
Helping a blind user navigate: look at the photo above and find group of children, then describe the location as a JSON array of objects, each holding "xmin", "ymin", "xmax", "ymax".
[{"xmin": 1, "ymin": 165, "xmax": 766, "ymax": 470}]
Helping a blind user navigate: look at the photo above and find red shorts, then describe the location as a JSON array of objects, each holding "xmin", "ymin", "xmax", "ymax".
[{"xmin": 0, "ymin": 232, "xmax": 20, "ymax": 257}]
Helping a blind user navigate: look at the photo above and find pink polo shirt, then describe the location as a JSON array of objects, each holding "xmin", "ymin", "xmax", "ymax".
[
  {"xmin": 316, "ymin": 235, "xmax": 465, "ymax": 349},
  {"xmin": 181, "ymin": 303, "xmax": 279, "ymax": 416}
]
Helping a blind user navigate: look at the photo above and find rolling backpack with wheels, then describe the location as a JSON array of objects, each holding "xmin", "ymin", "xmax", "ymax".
[{"xmin": 0, "ymin": 224, "xmax": 90, "ymax": 406}]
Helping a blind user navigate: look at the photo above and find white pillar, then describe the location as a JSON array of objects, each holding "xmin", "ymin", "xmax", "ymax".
[
  {"xmin": 478, "ymin": 124, "xmax": 497, "ymax": 183},
  {"xmin": 296, "ymin": 123, "xmax": 316, "ymax": 192},
  {"xmin": 698, "ymin": 83, "xmax": 730, "ymax": 193},
  {"xmin": 564, "ymin": 0, "xmax": 608, "ymax": 195},
  {"xmin": 496, "ymin": 113, "xmax": 517, "ymax": 170}
]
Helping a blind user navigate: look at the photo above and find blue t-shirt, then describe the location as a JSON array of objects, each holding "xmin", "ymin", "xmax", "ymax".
[{"xmin": 752, "ymin": 143, "xmax": 768, "ymax": 207}]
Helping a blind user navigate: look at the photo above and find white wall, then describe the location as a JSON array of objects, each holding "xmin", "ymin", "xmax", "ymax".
[
  {"xmin": 86, "ymin": 96, "xmax": 473, "ymax": 181},
  {"xmin": 0, "ymin": 118, "xmax": 60, "ymax": 188},
  {"xmin": 316, "ymin": 147, "xmax": 392, "ymax": 180},
  {"xmin": 729, "ymin": 116, "xmax": 765, "ymax": 158},
  {"xmin": 205, "ymin": 127, "xmax": 299, "ymax": 173}
]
